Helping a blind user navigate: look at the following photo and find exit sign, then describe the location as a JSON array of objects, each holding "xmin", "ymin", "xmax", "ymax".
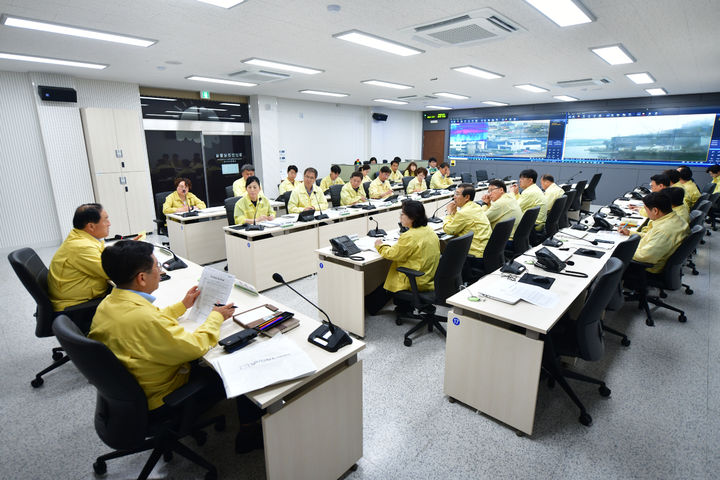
[{"xmin": 200, "ymin": 91, "xmax": 210, "ymax": 99}]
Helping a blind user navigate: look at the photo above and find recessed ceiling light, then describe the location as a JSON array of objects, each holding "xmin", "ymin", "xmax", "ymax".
[
  {"xmin": 524, "ymin": 0, "xmax": 594, "ymax": 27},
  {"xmin": 625, "ymin": 72, "xmax": 655, "ymax": 84},
  {"xmin": 195, "ymin": 0, "xmax": 247, "ymax": 8},
  {"xmin": 373, "ymin": 99, "xmax": 408, "ymax": 105},
  {"xmin": 299, "ymin": 89, "xmax": 349, "ymax": 97},
  {"xmin": 451, "ymin": 66, "xmax": 504, "ymax": 80},
  {"xmin": 482, "ymin": 101, "xmax": 509, "ymax": 106},
  {"xmin": 186, "ymin": 75, "xmax": 257, "ymax": 87},
  {"xmin": 591, "ymin": 44, "xmax": 635, "ymax": 65},
  {"xmin": 0, "ymin": 51, "xmax": 107, "ymax": 69},
  {"xmin": 433, "ymin": 92, "xmax": 470, "ymax": 100},
  {"xmin": 242, "ymin": 58, "xmax": 323, "ymax": 75},
  {"xmin": 645, "ymin": 88, "xmax": 667, "ymax": 96},
  {"xmin": 553, "ymin": 95, "xmax": 578, "ymax": 102},
  {"xmin": 425, "ymin": 106, "xmax": 452, "ymax": 110},
  {"xmin": 0, "ymin": 14, "xmax": 156, "ymax": 47},
  {"xmin": 333, "ymin": 30, "xmax": 423, "ymax": 56},
  {"xmin": 166, "ymin": 110, "xmax": 198, "ymax": 115},
  {"xmin": 140, "ymin": 96, "xmax": 177, "ymax": 101},
  {"xmin": 219, "ymin": 102, "xmax": 242, "ymax": 106},
  {"xmin": 514, "ymin": 84, "xmax": 549, "ymax": 93},
  {"xmin": 361, "ymin": 80, "xmax": 413, "ymax": 89}
]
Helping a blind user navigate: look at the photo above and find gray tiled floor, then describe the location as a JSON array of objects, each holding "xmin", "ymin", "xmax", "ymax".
[{"xmin": 1, "ymin": 228, "xmax": 717, "ymax": 479}]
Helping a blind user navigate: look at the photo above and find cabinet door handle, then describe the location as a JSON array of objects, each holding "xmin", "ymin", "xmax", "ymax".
[{"xmin": 115, "ymin": 149, "xmax": 123, "ymax": 158}]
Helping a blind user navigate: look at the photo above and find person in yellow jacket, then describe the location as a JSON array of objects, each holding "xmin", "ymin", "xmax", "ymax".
[
  {"xmin": 278, "ymin": 165, "xmax": 299, "ymax": 194},
  {"xmin": 406, "ymin": 168, "xmax": 428, "ymax": 195},
  {"xmin": 443, "ymin": 184, "xmax": 492, "ymax": 283},
  {"xmin": 480, "ymin": 180, "xmax": 522, "ymax": 238},
  {"xmin": 163, "ymin": 178, "xmax": 207, "ymax": 214},
  {"xmin": 232, "ymin": 164, "xmax": 256, "ymax": 197},
  {"xmin": 369, "ymin": 166, "xmax": 394, "ymax": 199},
  {"xmin": 540, "ymin": 174, "xmax": 565, "ymax": 212},
  {"xmin": 707, "ymin": 165, "xmax": 720, "ymax": 193},
  {"xmin": 48, "ymin": 203, "xmax": 112, "ymax": 330},
  {"xmin": 403, "ymin": 161, "xmax": 418, "ymax": 177},
  {"xmin": 677, "ymin": 166, "xmax": 701, "ymax": 209},
  {"xmin": 359, "ymin": 164, "xmax": 373, "ymax": 184},
  {"xmin": 365, "ymin": 200, "xmax": 440, "ymax": 315},
  {"xmin": 340, "ymin": 171, "xmax": 368, "ymax": 205},
  {"xmin": 288, "ymin": 167, "xmax": 329, "ymax": 213},
  {"xmin": 319, "ymin": 164, "xmax": 345, "ymax": 192},
  {"xmin": 510, "ymin": 169, "xmax": 547, "ymax": 231},
  {"xmin": 661, "ymin": 187, "xmax": 690, "ymax": 224},
  {"xmin": 430, "ymin": 162, "xmax": 454, "ymax": 189},
  {"xmin": 389, "ymin": 158, "xmax": 404, "ymax": 183},
  {"xmin": 234, "ymin": 176, "xmax": 275, "ymax": 225}
]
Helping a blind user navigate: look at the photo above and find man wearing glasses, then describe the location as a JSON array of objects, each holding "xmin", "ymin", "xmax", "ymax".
[{"xmin": 480, "ymin": 179, "xmax": 522, "ymax": 238}]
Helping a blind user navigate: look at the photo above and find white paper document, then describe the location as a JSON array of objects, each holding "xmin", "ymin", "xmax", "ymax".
[
  {"xmin": 185, "ymin": 267, "xmax": 235, "ymax": 328},
  {"xmin": 210, "ymin": 334, "xmax": 317, "ymax": 398},
  {"xmin": 478, "ymin": 278, "xmax": 559, "ymax": 308}
]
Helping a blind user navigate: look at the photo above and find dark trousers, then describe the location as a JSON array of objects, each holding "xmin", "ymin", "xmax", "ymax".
[{"xmin": 365, "ymin": 285, "xmax": 412, "ymax": 315}]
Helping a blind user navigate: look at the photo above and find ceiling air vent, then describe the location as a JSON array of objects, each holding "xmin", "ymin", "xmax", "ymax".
[
  {"xmin": 228, "ymin": 70, "xmax": 289, "ymax": 84},
  {"xmin": 404, "ymin": 8, "xmax": 525, "ymax": 47},
  {"xmin": 556, "ymin": 77, "xmax": 613, "ymax": 88}
]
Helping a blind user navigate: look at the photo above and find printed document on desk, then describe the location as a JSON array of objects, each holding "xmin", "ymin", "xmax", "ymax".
[
  {"xmin": 185, "ymin": 267, "xmax": 235, "ymax": 328},
  {"xmin": 210, "ymin": 334, "xmax": 317, "ymax": 398},
  {"xmin": 478, "ymin": 278, "xmax": 559, "ymax": 308}
]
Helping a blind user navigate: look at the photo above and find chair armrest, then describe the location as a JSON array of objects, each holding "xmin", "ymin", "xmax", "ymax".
[
  {"xmin": 63, "ymin": 296, "xmax": 104, "ymax": 314},
  {"xmin": 630, "ymin": 260, "xmax": 654, "ymax": 269},
  {"xmin": 397, "ymin": 267, "xmax": 425, "ymax": 278},
  {"xmin": 397, "ymin": 267, "xmax": 425, "ymax": 307}
]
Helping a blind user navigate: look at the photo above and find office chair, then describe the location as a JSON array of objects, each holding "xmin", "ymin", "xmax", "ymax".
[
  {"xmin": 542, "ymin": 257, "xmax": 623, "ymax": 427},
  {"xmin": 8, "ymin": 248, "xmax": 104, "ymax": 388},
  {"xmin": 581, "ymin": 173, "xmax": 602, "ymax": 214},
  {"xmin": 505, "ymin": 207, "xmax": 540, "ymax": 260},
  {"xmin": 626, "ymin": 225, "xmax": 705, "ymax": 326},
  {"xmin": 475, "ymin": 169, "xmax": 488, "ymax": 182},
  {"xmin": 224, "ymin": 185, "xmax": 234, "ymax": 199},
  {"xmin": 531, "ymin": 195, "xmax": 567, "ymax": 246},
  {"xmin": 460, "ymin": 172, "xmax": 472, "ymax": 183},
  {"xmin": 363, "ymin": 181, "xmax": 371, "ymax": 199},
  {"xmin": 373, "ymin": 171, "xmax": 379, "ymax": 179},
  {"xmin": 557, "ymin": 189, "xmax": 577, "ymax": 229},
  {"xmin": 691, "ymin": 198, "xmax": 712, "ymax": 249},
  {"xmin": 706, "ymin": 192, "xmax": 720, "ymax": 232},
  {"xmin": 315, "ymin": 178, "xmax": 321, "ymax": 186},
  {"xmin": 224, "ymin": 196, "xmax": 242, "ymax": 226},
  {"xmin": 402, "ymin": 176, "xmax": 413, "ymax": 193},
  {"xmin": 153, "ymin": 191, "xmax": 173, "ymax": 237},
  {"xmin": 425, "ymin": 176, "xmax": 432, "ymax": 189},
  {"xmin": 328, "ymin": 184, "xmax": 343, "ymax": 207},
  {"xmin": 603, "ymin": 234, "xmax": 641, "ymax": 346},
  {"xmin": 468, "ymin": 218, "xmax": 515, "ymax": 281},
  {"xmin": 52, "ymin": 316, "xmax": 225, "ymax": 480},
  {"xmin": 567, "ymin": 180, "xmax": 587, "ymax": 222},
  {"xmin": 394, "ymin": 232, "xmax": 473, "ymax": 346},
  {"xmin": 702, "ymin": 182, "xmax": 716, "ymax": 194},
  {"xmin": 692, "ymin": 193, "xmax": 709, "ymax": 211},
  {"xmin": 276, "ymin": 191, "xmax": 292, "ymax": 212}
]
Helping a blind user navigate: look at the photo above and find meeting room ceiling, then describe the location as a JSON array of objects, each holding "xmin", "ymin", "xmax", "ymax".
[{"xmin": 0, "ymin": 0, "xmax": 718, "ymax": 111}]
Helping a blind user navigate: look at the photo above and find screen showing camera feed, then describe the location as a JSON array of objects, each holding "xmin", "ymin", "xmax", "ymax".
[{"xmin": 449, "ymin": 119, "xmax": 551, "ymax": 158}]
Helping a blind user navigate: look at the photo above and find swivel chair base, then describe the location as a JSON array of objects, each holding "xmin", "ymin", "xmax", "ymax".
[
  {"xmin": 396, "ymin": 308, "xmax": 446, "ymax": 347},
  {"xmin": 31, "ymin": 347, "xmax": 71, "ymax": 387}
]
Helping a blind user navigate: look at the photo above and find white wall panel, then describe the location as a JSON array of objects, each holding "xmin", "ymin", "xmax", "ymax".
[{"xmin": 370, "ymin": 108, "xmax": 423, "ymax": 161}]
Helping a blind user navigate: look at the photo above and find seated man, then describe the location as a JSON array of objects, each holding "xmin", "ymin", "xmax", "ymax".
[
  {"xmin": 388, "ymin": 158, "xmax": 404, "ymax": 183},
  {"xmin": 232, "ymin": 164, "xmax": 256, "ymax": 197},
  {"xmin": 540, "ymin": 174, "xmax": 565, "ymax": 212},
  {"xmin": 480, "ymin": 180, "xmax": 522, "ymax": 238},
  {"xmin": 430, "ymin": 162, "xmax": 454, "ymax": 190},
  {"xmin": 288, "ymin": 167, "xmax": 329, "ymax": 213},
  {"xmin": 340, "ymin": 171, "xmax": 368, "ymax": 205},
  {"xmin": 278, "ymin": 164, "xmax": 299, "ymax": 195},
  {"xmin": 677, "ymin": 166, "xmax": 701, "ymax": 209},
  {"xmin": 662, "ymin": 168, "xmax": 681, "ymax": 187},
  {"xmin": 48, "ymin": 203, "xmax": 112, "ymax": 331},
  {"xmin": 510, "ymin": 169, "xmax": 547, "ymax": 232},
  {"xmin": 406, "ymin": 167, "xmax": 428, "ymax": 195},
  {"xmin": 427, "ymin": 157, "xmax": 438, "ymax": 175},
  {"xmin": 359, "ymin": 164, "xmax": 373, "ymax": 184},
  {"xmin": 663, "ymin": 186, "xmax": 690, "ymax": 224},
  {"xmin": 628, "ymin": 173, "xmax": 671, "ymax": 215},
  {"xmin": 443, "ymin": 183, "xmax": 492, "ymax": 282},
  {"xmin": 319, "ymin": 164, "xmax": 345, "ymax": 192},
  {"xmin": 369, "ymin": 166, "xmax": 394, "ymax": 199}
]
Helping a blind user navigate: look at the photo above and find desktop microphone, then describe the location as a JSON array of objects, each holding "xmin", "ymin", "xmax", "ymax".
[
  {"xmin": 272, "ymin": 273, "xmax": 352, "ymax": 352},
  {"xmin": 313, "ymin": 191, "xmax": 329, "ymax": 220},
  {"xmin": 367, "ymin": 216, "xmax": 387, "ymax": 237},
  {"xmin": 157, "ymin": 245, "xmax": 188, "ymax": 270},
  {"xmin": 559, "ymin": 230, "xmax": 599, "ymax": 245},
  {"xmin": 428, "ymin": 199, "xmax": 452, "ymax": 224},
  {"xmin": 565, "ymin": 170, "xmax": 583, "ymax": 184},
  {"xmin": 245, "ymin": 198, "xmax": 265, "ymax": 231}
]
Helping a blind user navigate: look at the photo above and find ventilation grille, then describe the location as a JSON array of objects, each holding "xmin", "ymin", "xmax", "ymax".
[
  {"xmin": 556, "ymin": 77, "xmax": 612, "ymax": 88},
  {"xmin": 406, "ymin": 8, "xmax": 525, "ymax": 47},
  {"xmin": 228, "ymin": 70, "xmax": 289, "ymax": 83},
  {"xmin": 427, "ymin": 24, "xmax": 497, "ymax": 44}
]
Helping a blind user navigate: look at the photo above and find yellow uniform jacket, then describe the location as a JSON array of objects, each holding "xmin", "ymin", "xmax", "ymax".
[
  {"xmin": 544, "ymin": 182, "xmax": 566, "ymax": 212},
  {"xmin": 234, "ymin": 194, "xmax": 274, "ymax": 224},
  {"xmin": 278, "ymin": 178, "xmax": 299, "ymax": 195},
  {"xmin": 680, "ymin": 180, "xmax": 701, "ymax": 209},
  {"xmin": 340, "ymin": 183, "xmax": 365, "ymax": 205},
  {"xmin": 633, "ymin": 211, "xmax": 689, "ymax": 274},
  {"xmin": 712, "ymin": 176, "xmax": 720, "ymax": 194},
  {"xmin": 673, "ymin": 203, "xmax": 690, "ymax": 224},
  {"xmin": 403, "ymin": 169, "xmax": 416, "ymax": 177},
  {"xmin": 516, "ymin": 183, "xmax": 548, "ymax": 231},
  {"xmin": 369, "ymin": 178, "xmax": 392, "ymax": 198},
  {"xmin": 362, "ymin": 175, "xmax": 373, "ymax": 184},
  {"xmin": 482, "ymin": 193, "xmax": 522, "ymax": 239},
  {"xmin": 430, "ymin": 171, "xmax": 453, "ymax": 190},
  {"xmin": 388, "ymin": 170, "xmax": 403, "ymax": 182},
  {"xmin": 162, "ymin": 191, "xmax": 206, "ymax": 215},
  {"xmin": 319, "ymin": 175, "xmax": 344, "ymax": 192},
  {"xmin": 406, "ymin": 176, "xmax": 428, "ymax": 195},
  {"xmin": 288, "ymin": 184, "xmax": 329, "ymax": 213},
  {"xmin": 443, "ymin": 201, "xmax": 492, "ymax": 259},
  {"xmin": 376, "ymin": 226, "xmax": 440, "ymax": 292},
  {"xmin": 232, "ymin": 177, "xmax": 247, "ymax": 197}
]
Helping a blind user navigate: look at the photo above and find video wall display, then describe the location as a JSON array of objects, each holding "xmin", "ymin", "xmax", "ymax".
[{"xmin": 447, "ymin": 108, "xmax": 720, "ymax": 166}]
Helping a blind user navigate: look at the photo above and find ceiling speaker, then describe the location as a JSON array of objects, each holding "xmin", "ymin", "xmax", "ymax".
[
  {"xmin": 38, "ymin": 86, "xmax": 77, "ymax": 103},
  {"xmin": 372, "ymin": 113, "xmax": 388, "ymax": 121}
]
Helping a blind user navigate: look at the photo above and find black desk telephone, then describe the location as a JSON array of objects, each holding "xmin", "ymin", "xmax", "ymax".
[
  {"xmin": 607, "ymin": 204, "xmax": 626, "ymax": 217},
  {"xmin": 330, "ymin": 235, "xmax": 361, "ymax": 257}
]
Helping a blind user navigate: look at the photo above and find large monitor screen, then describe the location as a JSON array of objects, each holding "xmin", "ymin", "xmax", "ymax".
[{"xmin": 449, "ymin": 118, "xmax": 556, "ymax": 160}]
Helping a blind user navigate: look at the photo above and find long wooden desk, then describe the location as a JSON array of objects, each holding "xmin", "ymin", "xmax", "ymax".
[{"xmin": 153, "ymin": 248, "xmax": 365, "ymax": 480}]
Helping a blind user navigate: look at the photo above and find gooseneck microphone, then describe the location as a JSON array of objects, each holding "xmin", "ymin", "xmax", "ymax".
[
  {"xmin": 428, "ymin": 199, "xmax": 452, "ymax": 224},
  {"xmin": 367, "ymin": 216, "xmax": 387, "ymax": 237},
  {"xmin": 157, "ymin": 245, "xmax": 188, "ymax": 271},
  {"xmin": 272, "ymin": 273, "xmax": 352, "ymax": 352},
  {"xmin": 246, "ymin": 197, "xmax": 265, "ymax": 231},
  {"xmin": 566, "ymin": 170, "xmax": 583, "ymax": 184},
  {"xmin": 313, "ymin": 191, "xmax": 329, "ymax": 220},
  {"xmin": 559, "ymin": 230, "xmax": 599, "ymax": 245}
]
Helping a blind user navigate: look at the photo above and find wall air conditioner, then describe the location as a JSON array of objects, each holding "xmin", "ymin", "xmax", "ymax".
[
  {"xmin": 404, "ymin": 8, "xmax": 525, "ymax": 47},
  {"xmin": 556, "ymin": 78, "xmax": 613, "ymax": 88}
]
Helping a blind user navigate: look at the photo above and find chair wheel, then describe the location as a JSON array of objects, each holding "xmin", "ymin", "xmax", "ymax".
[
  {"xmin": 678, "ymin": 314, "xmax": 687, "ymax": 323},
  {"xmin": 685, "ymin": 288, "xmax": 694, "ymax": 295},
  {"xmin": 52, "ymin": 351, "xmax": 64, "ymax": 361},
  {"xmin": 579, "ymin": 412, "xmax": 593, "ymax": 426},
  {"xmin": 659, "ymin": 291, "xmax": 667, "ymax": 299},
  {"xmin": 205, "ymin": 468, "xmax": 218, "ymax": 480},
  {"xmin": 93, "ymin": 460, "xmax": 107, "ymax": 475},
  {"xmin": 193, "ymin": 430, "xmax": 208, "ymax": 446},
  {"xmin": 621, "ymin": 338, "xmax": 631, "ymax": 346},
  {"xmin": 395, "ymin": 317, "xmax": 402, "ymax": 326},
  {"xmin": 31, "ymin": 377, "xmax": 44, "ymax": 388},
  {"xmin": 692, "ymin": 269, "xmax": 699, "ymax": 275},
  {"xmin": 599, "ymin": 385, "xmax": 611, "ymax": 397},
  {"xmin": 214, "ymin": 417, "xmax": 226, "ymax": 432},
  {"xmin": 645, "ymin": 318, "xmax": 654, "ymax": 327},
  {"xmin": 163, "ymin": 450, "xmax": 173, "ymax": 462},
  {"xmin": 403, "ymin": 337, "xmax": 412, "ymax": 347}
]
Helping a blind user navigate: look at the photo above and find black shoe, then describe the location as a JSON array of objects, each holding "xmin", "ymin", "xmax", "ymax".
[{"xmin": 235, "ymin": 423, "xmax": 263, "ymax": 454}]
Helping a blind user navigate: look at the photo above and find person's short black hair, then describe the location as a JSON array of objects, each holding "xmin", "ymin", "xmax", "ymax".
[
  {"xmin": 663, "ymin": 169, "xmax": 680, "ymax": 184},
  {"xmin": 677, "ymin": 166, "xmax": 693, "ymax": 181},
  {"xmin": 457, "ymin": 183, "xmax": 475, "ymax": 201},
  {"xmin": 304, "ymin": 167, "xmax": 318, "ymax": 179},
  {"xmin": 241, "ymin": 164, "xmax": 254, "ymax": 174},
  {"xmin": 380, "ymin": 166, "xmax": 391, "ymax": 174},
  {"xmin": 350, "ymin": 171, "xmax": 363, "ymax": 179},
  {"xmin": 650, "ymin": 174, "xmax": 671, "ymax": 188},
  {"xmin": 287, "ymin": 165, "xmax": 298, "ymax": 173},
  {"xmin": 706, "ymin": 165, "xmax": 720, "ymax": 174},
  {"xmin": 360, "ymin": 164, "xmax": 371, "ymax": 172},
  {"xmin": 245, "ymin": 175, "xmax": 260, "ymax": 188},
  {"xmin": 174, "ymin": 177, "xmax": 192, "ymax": 189},
  {"xmin": 73, "ymin": 203, "xmax": 103, "ymax": 229},
  {"xmin": 369, "ymin": 157, "xmax": 377, "ymax": 163},
  {"xmin": 330, "ymin": 165, "xmax": 341, "ymax": 174},
  {"xmin": 488, "ymin": 179, "xmax": 507, "ymax": 192},
  {"xmin": 439, "ymin": 162, "xmax": 449, "ymax": 169},
  {"xmin": 662, "ymin": 186, "xmax": 685, "ymax": 207},
  {"xmin": 416, "ymin": 167, "xmax": 428, "ymax": 177},
  {"xmin": 519, "ymin": 169, "xmax": 538, "ymax": 182},
  {"xmin": 541, "ymin": 174, "xmax": 554, "ymax": 183},
  {"xmin": 428, "ymin": 157, "xmax": 437, "ymax": 165},
  {"xmin": 402, "ymin": 200, "xmax": 428, "ymax": 228},
  {"xmin": 101, "ymin": 240, "xmax": 154, "ymax": 287},
  {"xmin": 642, "ymin": 191, "xmax": 672, "ymax": 214},
  {"xmin": 392, "ymin": 157, "xmax": 401, "ymax": 164}
]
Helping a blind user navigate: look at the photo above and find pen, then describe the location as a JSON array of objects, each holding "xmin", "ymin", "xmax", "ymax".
[{"xmin": 214, "ymin": 303, "xmax": 237, "ymax": 308}]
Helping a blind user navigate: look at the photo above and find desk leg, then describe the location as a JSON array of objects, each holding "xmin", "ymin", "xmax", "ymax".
[{"xmin": 262, "ymin": 360, "xmax": 363, "ymax": 480}]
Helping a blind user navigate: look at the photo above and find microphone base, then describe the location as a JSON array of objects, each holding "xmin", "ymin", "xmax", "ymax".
[
  {"xmin": 307, "ymin": 323, "xmax": 352, "ymax": 353},
  {"xmin": 428, "ymin": 217, "xmax": 443, "ymax": 224},
  {"xmin": 542, "ymin": 237, "xmax": 563, "ymax": 248},
  {"xmin": 246, "ymin": 224, "xmax": 265, "ymax": 231},
  {"xmin": 314, "ymin": 214, "xmax": 329, "ymax": 220},
  {"xmin": 367, "ymin": 229, "xmax": 386, "ymax": 238},
  {"xmin": 361, "ymin": 204, "xmax": 376, "ymax": 210},
  {"xmin": 163, "ymin": 257, "xmax": 188, "ymax": 271}
]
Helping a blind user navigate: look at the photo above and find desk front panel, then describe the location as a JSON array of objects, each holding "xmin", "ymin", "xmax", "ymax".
[
  {"xmin": 372, "ymin": 208, "xmax": 400, "ymax": 233},
  {"xmin": 167, "ymin": 216, "xmax": 228, "ymax": 265}
]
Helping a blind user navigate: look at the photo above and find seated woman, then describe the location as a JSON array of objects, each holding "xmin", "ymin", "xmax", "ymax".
[
  {"xmin": 162, "ymin": 177, "xmax": 206, "ymax": 215},
  {"xmin": 403, "ymin": 161, "xmax": 418, "ymax": 177},
  {"xmin": 406, "ymin": 167, "xmax": 428, "ymax": 195},
  {"xmin": 365, "ymin": 200, "xmax": 440, "ymax": 315},
  {"xmin": 234, "ymin": 176, "xmax": 275, "ymax": 225}
]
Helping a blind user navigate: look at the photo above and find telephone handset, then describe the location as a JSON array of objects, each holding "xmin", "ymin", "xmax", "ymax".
[
  {"xmin": 607, "ymin": 204, "xmax": 627, "ymax": 217},
  {"xmin": 628, "ymin": 191, "xmax": 644, "ymax": 200},
  {"xmin": 535, "ymin": 247, "xmax": 566, "ymax": 273},
  {"xmin": 593, "ymin": 214, "xmax": 613, "ymax": 231},
  {"xmin": 330, "ymin": 235, "xmax": 361, "ymax": 257}
]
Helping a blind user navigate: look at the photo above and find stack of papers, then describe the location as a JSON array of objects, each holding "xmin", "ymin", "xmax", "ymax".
[{"xmin": 477, "ymin": 278, "xmax": 559, "ymax": 308}]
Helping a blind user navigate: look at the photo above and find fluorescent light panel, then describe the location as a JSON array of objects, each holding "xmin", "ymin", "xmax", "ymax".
[
  {"xmin": 1, "ymin": 14, "xmax": 156, "ymax": 47},
  {"xmin": 433, "ymin": 92, "xmax": 469, "ymax": 100},
  {"xmin": 482, "ymin": 101, "xmax": 509, "ymax": 106},
  {"xmin": 645, "ymin": 88, "xmax": 667, "ymax": 96},
  {"xmin": 452, "ymin": 65, "xmax": 503, "ymax": 80},
  {"xmin": 186, "ymin": 75, "xmax": 257, "ymax": 87},
  {"xmin": 333, "ymin": 30, "xmax": 423, "ymax": 56},
  {"xmin": 362, "ymin": 79, "xmax": 413, "ymax": 89},
  {"xmin": 195, "ymin": 0, "xmax": 247, "ymax": 8},
  {"xmin": 626, "ymin": 72, "xmax": 655, "ymax": 84},
  {"xmin": 146, "ymin": 113, "xmax": 179, "ymax": 117},
  {"xmin": 166, "ymin": 110, "xmax": 198, "ymax": 115},
  {"xmin": 299, "ymin": 89, "xmax": 348, "ymax": 97},
  {"xmin": 220, "ymin": 102, "xmax": 242, "ymax": 106},
  {"xmin": 425, "ymin": 105, "xmax": 452, "ymax": 110},
  {"xmin": 553, "ymin": 95, "xmax": 578, "ymax": 101},
  {"xmin": 524, "ymin": 0, "xmax": 594, "ymax": 27},
  {"xmin": 373, "ymin": 99, "xmax": 408, "ymax": 105},
  {"xmin": 140, "ymin": 96, "xmax": 177, "ymax": 101},
  {"xmin": 0, "ymin": 51, "xmax": 107, "ymax": 69},
  {"xmin": 514, "ymin": 84, "xmax": 549, "ymax": 93},
  {"xmin": 242, "ymin": 58, "xmax": 323, "ymax": 75},
  {"xmin": 591, "ymin": 44, "xmax": 635, "ymax": 65}
]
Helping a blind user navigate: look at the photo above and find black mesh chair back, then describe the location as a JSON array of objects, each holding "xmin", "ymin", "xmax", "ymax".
[
  {"xmin": 329, "ymin": 184, "xmax": 343, "ymax": 207},
  {"xmin": 569, "ymin": 180, "xmax": 586, "ymax": 211},
  {"xmin": 373, "ymin": 171, "xmax": 379, "ymax": 179},
  {"xmin": 545, "ymin": 195, "xmax": 568, "ymax": 238},
  {"xmin": 363, "ymin": 181, "xmax": 371, "ymax": 198},
  {"xmin": 402, "ymin": 176, "xmax": 413, "ymax": 192},
  {"xmin": 315, "ymin": 178, "xmax": 321, "ymax": 186},
  {"xmin": 709, "ymin": 192, "xmax": 720, "ymax": 207},
  {"xmin": 703, "ymin": 182, "xmax": 716, "ymax": 194},
  {"xmin": 606, "ymin": 234, "xmax": 641, "ymax": 311},
  {"xmin": 224, "ymin": 185, "xmax": 233, "ymax": 198},
  {"xmin": 476, "ymin": 169, "xmax": 488, "ymax": 182},
  {"xmin": 153, "ymin": 191, "xmax": 173, "ymax": 235},
  {"xmin": 224, "ymin": 196, "xmax": 242, "ymax": 226},
  {"xmin": 433, "ymin": 232, "xmax": 474, "ymax": 305},
  {"xmin": 8, "ymin": 248, "xmax": 54, "ymax": 337},
  {"xmin": 511, "ymin": 207, "xmax": 540, "ymax": 257},
  {"xmin": 460, "ymin": 173, "xmax": 472, "ymax": 183},
  {"xmin": 658, "ymin": 225, "xmax": 705, "ymax": 290},
  {"xmin": 574, "ymin": 258, "xmax": 624, "ymax": 361},
  {"xmin": 483, "ymin": 218, "xmax": 515, "ymax": 273},
  {"xmin": 692, "ymin": 196, "xmax": 710, "ymax": 213},
  {"xmin": 52, "ymin": 316, "xmax": 149, "ymax": 450},
  {"xmin": 425, "ymin": 176, "xmax": 432, "ymax": 189},
  {"xmin": 688, "ymin": 209, "xmax": 704, "ymax": 229},
  {"xmin": 558, "ymin": 190, "xmax": 576, "ymax": 229},
  {"xmin": 276, "ymin": 191, "xmax": 292, "ymax": 211},
  {"xmin": 582, "ymin": 173, "xmax": 602, "ymax": 202}
]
